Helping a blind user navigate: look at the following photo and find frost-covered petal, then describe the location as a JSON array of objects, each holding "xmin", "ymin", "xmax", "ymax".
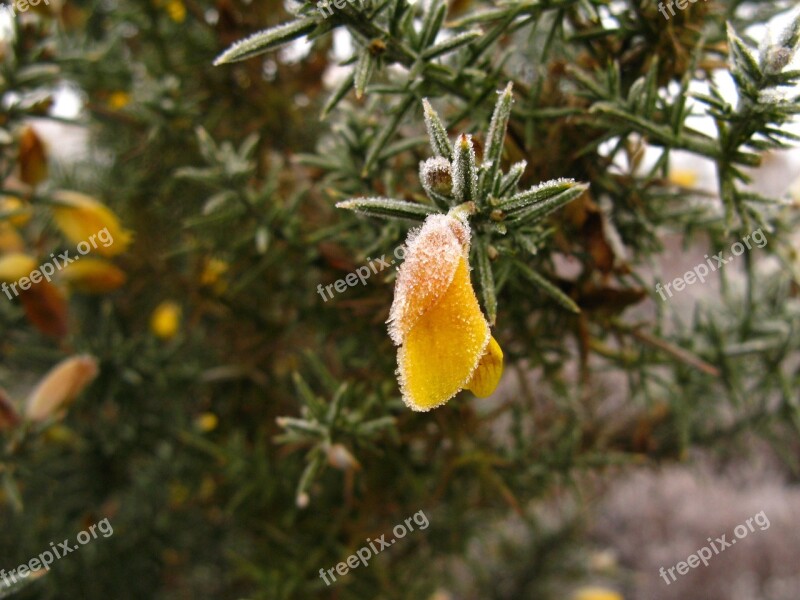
[
  {"xmin": 387, "ymin": 214, "xmax": 470, "ymax": 345},
  {"xmin": 465, "ymin": 335, "xmax": 504, "ymax": 398},
  {"xmin": 396, "ymin": 258, "xmax": 490, "ymax": 411}
]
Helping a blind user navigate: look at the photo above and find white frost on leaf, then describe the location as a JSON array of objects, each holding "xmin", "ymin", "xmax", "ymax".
[{"xmin": 452, "ymin": 134, "xmax": 478, "ymax": 203}]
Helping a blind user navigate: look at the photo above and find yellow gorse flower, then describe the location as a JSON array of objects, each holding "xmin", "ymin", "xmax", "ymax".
[
  {"xmin": 0, "ymin": 225, "xmax": 25, "ymax": 252},
  {"xmin": 388, "ymin": 211, "xmax": 503, "ymax": 411},
  {"xmin": 58, "ymin": 258, "xmax": 126, "ymax": 293},
  {"xmin": 200, "ymin": 257, "xmax": 229, "ymax": 294},
  {"xmin": 0, "ymin": 195, "xmax": 32, "ymax": 227},
  {"xmin": 151, "ymin": 301, "xmax": 182, "ymax": 340},
  {"xmin": 0, "ymin": 253, "xmax": 37, "ymax": 282},
  {"xmin": 108, "ymin": 91, "xmax": 132, "ymax": 110},
  {"xmin": 572, "ymin": 587, "xmax": 624, "ymax": 600},
  {"xmin": 153, "ymin": 0, "xmax": 186, "ymax": 22},
  {"xmin": 51, "ymin": 190, "xmax": 133, "ymax": 257}
]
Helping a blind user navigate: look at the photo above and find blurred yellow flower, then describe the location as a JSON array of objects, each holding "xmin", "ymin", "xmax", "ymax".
[
  {"xmin": 200, "ymin": 257, "xmax": 228, "ymax": 294},
  {"xmin": 151, "ymin": 301, "xmax": 181, "ymax": 340},
  {"xmin": 51, "ymin": 190, "xmax": 133, "ymax": 257},
  {"xmin": 25, "ymin": 355, "xmax": 99, "ymax": 422},
  {"xmin": 0, "ymin": 196, "xmax": 32, "ymax": 227},
  {"xmin": 572, "ymin": 587, "xmax": 624, "ymax": 600},
  {"xmin": 165, "ymin": 0, "xmax": 186, "ymax": 23},
  {"xmin": 196, "ymin": 412, "xmax": 218, "ymax": 432},
  {"xmin": 108, "ymin": 91, "xmax": 131, "ymax": 110},
  {"xmin": 388, "ymin": 212, "xmax": 503, "ymax": 411},
  {"xmin": 153, "ymin": 0, "xmax": 186, "ymax": 22},
  {"xmin": 668, "ymin": 169, "xmax": 698, "ymax": 188},
  {"xmin": 0, "ymin": 253, "xmax": 36, "ymax": 282},
  {"xmin": 58, "ymin": 258, "xmax": 126, "ymax": 293},
  {"xmin": 0, "ymin": 224, "xmax": 25, "ymax": 252}
]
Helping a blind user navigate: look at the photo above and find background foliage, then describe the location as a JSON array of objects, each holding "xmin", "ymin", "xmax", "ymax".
[{"xmin": 1, "ymin": 0, "xmax": 799, "ymax": 598}]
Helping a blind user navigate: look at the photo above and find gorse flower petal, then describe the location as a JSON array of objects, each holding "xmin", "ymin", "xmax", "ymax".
[
  {"xmin": 572, "ymin": 587, "xmax": 624, "ymax": 600},
  {"xmin": 389, "ymin": 212, "xmax": 503, "ymax": 411},
  {"xmin": 465, "ymin": 335, "xmax": 504, "ymax": 398},
  {"xmin": 0, "ymin": 224, "xmax": 25, "ymax": 252},
  {"xmin": 51, "ymin": 191, "xmax": 133, "ymax": 257},
  {"xmin": 0, "ymin": 195, "xmax": 32, "ymax": 227},
  {"xmin": 25, "ymin": 355, "xmax": 99, "ymax": 422},
  {"xmin": 59, "ymin": 258, "xmax": 126, "ymax": 293},
  {"xmin": 388, "ymin": 214, "xmax": 469, "ymax": 346},
  {"xmin": 0, "ymin": 253, "xmax": 37, "ymax": 282}
]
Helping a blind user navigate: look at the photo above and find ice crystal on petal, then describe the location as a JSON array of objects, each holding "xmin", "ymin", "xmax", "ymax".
[
  {"xmin": 395, "ymin": 258, "xmax": 490, "ymax": 411},
  {"xmin": 387, "ymin": 214, "xmax": 471, "ymax": 346}
]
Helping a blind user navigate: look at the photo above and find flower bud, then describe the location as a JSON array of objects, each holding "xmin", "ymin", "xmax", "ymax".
[
  {"xmin": 420, "ymin": 157, "xmax": 453, "ymax": 197},
  {"xmin": 326, "ymin": 443, "xmax": 361, "ymax": 471}
]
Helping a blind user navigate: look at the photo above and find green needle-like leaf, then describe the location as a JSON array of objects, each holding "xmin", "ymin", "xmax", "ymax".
[
  {"xmin": 483, "ymin": 82, "xmax": 514, "ymax": 191},
  {"xmin": 515, "ymin": 262, "xmax": 581, "ymax": 314},
  {"xmin": 422, "ymin": 98, "xmax": 453, "ymax": 161},
  {"xmin": 452, "ymin": 134, "xmax": 478, "ymax": 204},
  {"xmin": 475, "ymin": 240, "xmax": 497, "ymax": 325},
  {"xmin": 213, "ymin": 18, "xmax": 317, "ymax": 65},
  {"xmin": 336, "ymin": 197, "xmax": 439, "ymax": 220}
]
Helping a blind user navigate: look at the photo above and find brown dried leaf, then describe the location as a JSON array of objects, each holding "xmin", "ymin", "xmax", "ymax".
[
  {"xmin": 18, "ymin": 126, "xmax": 48, "ymax": 187},
  {"xmin": 19, "ymin": 281, "xmax": 69, "ymax": 338}
]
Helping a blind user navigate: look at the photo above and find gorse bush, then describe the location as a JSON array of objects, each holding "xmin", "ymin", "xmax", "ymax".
[{"xmin": 1, "ymin": 0, "xmax": 799, "ymax": 598}]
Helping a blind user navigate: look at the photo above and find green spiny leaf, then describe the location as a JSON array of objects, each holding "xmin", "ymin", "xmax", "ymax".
[
  {"xmin": 336, "ymin": 197, "xmax": 438, "ymax": 220},
  {"xmin": 499, "ymin": 178, "xmax": 578, "ymax": 212},
  {"xmin": 483, "ymin": 82, "xmax": 514, "ymax": 194},
  {"xmin": 727, "ymin": 23, "xmax": 762, "ymax": 85},
  {"xmin": 363, "ymin": 95, "xmax": 415, "ymax": 175},
  {"xmin": 419, "ymin": 0, "xmax": 446, "ymax": 50},
  {"xmin": 508, "ymin": 183, "xmax": 588, "ymax": 225},
  {"xmin": 515, "ymin": 262, "xmax": 580, "ymax": 314},
  {"xmin": 354, "ymin": 51, "xmax": 376, "ymax": 99},
  {"xmin": 475, "ymin": 240, "xmax": 497, "ymax": 325},
  {"xmin": 213, "ymin": 18, "xmax": 318, "ymax": 65},
  {"xmin": 452, "ymin": 134, "xmax": 478, "ymax": 204},
  {"xmin": 496, "ymin": 160, "xmax": 526, "ymax": 197},
  {"xmin": 421, "ymin": 30, "xmax": 482, "ymax": 59},
  {"xmin": 422, "ymin": 98, "xmax": 453, "ymax": 161},
  {"xmin": 321, "ymin": 71, "xmax": 355, "ymax": 120}
]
